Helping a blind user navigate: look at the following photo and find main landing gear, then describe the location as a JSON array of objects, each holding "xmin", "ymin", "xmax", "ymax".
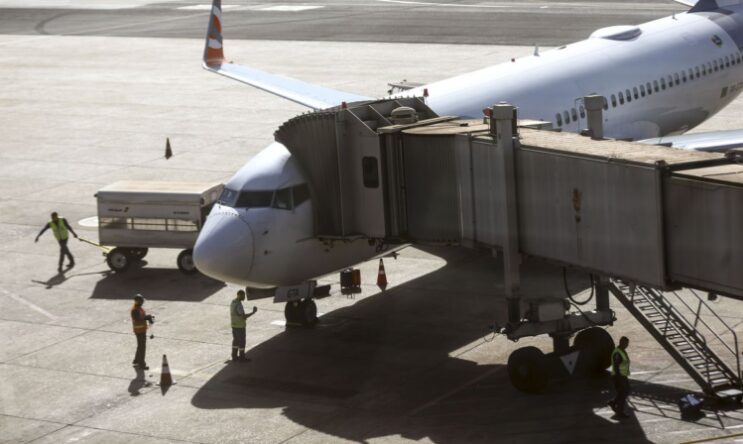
[{"xmin": 507, "ymin": 327, "xmax": 615, "ymax": 393}]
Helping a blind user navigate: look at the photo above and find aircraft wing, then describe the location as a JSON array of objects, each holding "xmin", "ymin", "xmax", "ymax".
[
  {"xmin": 672, "ymin": 0, "xmax": 697, "ymax": 6},
  {"xmin": 639, "ymin": 129, "xmax": 743, "ymax": 151},
  {"xmin": 202, "ymin": 0, "xmax": 371, "ymax": 110}
]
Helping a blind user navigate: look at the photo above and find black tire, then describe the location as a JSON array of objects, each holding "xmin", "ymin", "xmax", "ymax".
[
  {"xmin": 177, "ymin": 249, "xmax": 197, "ymax": 275},
  {"xmin": 298, "ymin": 299, "xmax": 318, "ymax": 327},
  {"xmin": 574, "ymin": 327, "xmax": 615, "ymax": 376},
  {"xmin": 129, "ymin": 248, "xmax": 148, "ymax": 260},
  {"xmin": 106, "ymin": 248, "xmax": 130, "ymax": 273},
  {"xmin": 284, "ymin": 301, "xmax": 299, "ymax": 325},
  {"xmin": 507, "ymin": 346, "xmax": 548, "ymax": 393}
]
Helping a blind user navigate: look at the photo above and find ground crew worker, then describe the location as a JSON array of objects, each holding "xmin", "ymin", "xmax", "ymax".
[
  {"xmin": 608, "ymin": 336, "xmax": 631, "ymax": 418},
  {"xmin": 230, "ymin": 290, "xmax": 257, "ymax": 362},
  {"xmin": 35, "ymin": 212, "xmax": 78, "ymax": 273},
  {"xmin": 131, "ymin": 294, "xmax": 154, "ymax": 370}
]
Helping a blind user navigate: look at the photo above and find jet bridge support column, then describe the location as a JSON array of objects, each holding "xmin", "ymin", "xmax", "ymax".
[{"xmin": 491, "ymin": 104, "xmax": 522, "ymax": 324}]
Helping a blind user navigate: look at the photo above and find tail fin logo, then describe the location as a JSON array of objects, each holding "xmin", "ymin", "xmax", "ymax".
[{"xmin": 205, "ymin": 0, "xmax": 225, "ymax": 67}]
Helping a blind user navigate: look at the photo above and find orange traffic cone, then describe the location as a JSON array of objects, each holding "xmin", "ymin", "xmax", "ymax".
[
  {"xmin": 159, "ymin": 354, "xmax": 174, "ymax": 387},
  {"xmin": 377, "ymin": 258, "xmax": 388, "ymax": 291}
]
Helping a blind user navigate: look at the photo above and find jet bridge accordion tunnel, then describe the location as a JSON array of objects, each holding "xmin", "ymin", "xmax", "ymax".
[
  {"xmin": 275, "ymin": 97, "xmax": 743, "ymax": 299},
  {"xmin": 275, "ymin": 98, "xmax": 743, "ymax": 393}
]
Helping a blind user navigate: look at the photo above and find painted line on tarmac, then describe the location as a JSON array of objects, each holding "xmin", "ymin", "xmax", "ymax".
[
  {"xmin": 408, "ymin": 366, "xmax": 504, "ymax": 416},
  {"xmin": 0, "ymin": 287, "xmax": 57, "ymax": 321},
  {"xmin": 376, "ymin": 0, "xmax": 512, "ymax": 8}
]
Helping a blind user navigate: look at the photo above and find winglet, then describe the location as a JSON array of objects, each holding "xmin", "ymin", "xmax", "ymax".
[{"xmin": 203, "ymin": 0, "xmax": 225, "ymax": 68}]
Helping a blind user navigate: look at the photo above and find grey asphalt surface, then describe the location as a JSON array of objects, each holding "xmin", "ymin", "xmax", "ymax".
[{"xmin": 0, "ymin": 0, "xmax": 685, "ymax": 45}]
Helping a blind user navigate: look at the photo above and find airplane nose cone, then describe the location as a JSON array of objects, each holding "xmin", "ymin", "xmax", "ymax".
[{"xmin": 194, "ymin": 207, "xmax": 254, "ymax": 284}]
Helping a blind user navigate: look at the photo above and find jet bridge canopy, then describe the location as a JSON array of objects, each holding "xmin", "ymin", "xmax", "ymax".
[{"xmin": 274, "ymin": 98, "xmax": 743, "ymax": 299}]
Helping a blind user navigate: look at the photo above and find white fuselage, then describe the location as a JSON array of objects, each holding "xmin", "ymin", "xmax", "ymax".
[{"xmin": 194, "ymin": 7, "xmax": 743, "ymax": 288}]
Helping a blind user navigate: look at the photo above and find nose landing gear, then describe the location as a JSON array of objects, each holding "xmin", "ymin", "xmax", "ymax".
[{"xmin": 284, "ymin": 299, "xmax": 318, "ymax": 327}]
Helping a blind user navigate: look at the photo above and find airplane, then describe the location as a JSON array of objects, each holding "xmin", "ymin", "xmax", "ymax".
[{"xmin": 193, "ymin": 0, "xmax": 743, "ymax": 324}]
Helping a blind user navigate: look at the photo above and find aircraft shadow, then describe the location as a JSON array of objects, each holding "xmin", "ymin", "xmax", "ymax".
[
  {"xmin": 191, "ymin": 246, "xmax": 654, "ymax": 443},
  {"xmin": 90, "ymin": 266, "xmax": 225, "ymax": 302}
]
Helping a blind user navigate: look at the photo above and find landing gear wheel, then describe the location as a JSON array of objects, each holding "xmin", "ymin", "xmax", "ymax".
[
  {"xmin": 129, "ymin": 247, "xmax": 148, "ymax": 260},
  {"xmin": 106, "ymin": 248, "xmax": 130, "ymax": 273},
  {"xmin": 177, "ymin": 249, "xmax": 197, "ymax": 275},
  {"xmin": 507, "ymin": 346, "xmax": 548, "ymax": 393},
  {"xmin": 284, "ymin": 299, "xmax": 318, "ymax": 327},
  {"xmin": 574, "ymin": 327, "xmax": 615, "ymax": 376}
]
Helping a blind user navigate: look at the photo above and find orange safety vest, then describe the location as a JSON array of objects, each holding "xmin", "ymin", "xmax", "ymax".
[{"xmin": 131, "ymin": 305, "xmax": 147, "ymax": 334}]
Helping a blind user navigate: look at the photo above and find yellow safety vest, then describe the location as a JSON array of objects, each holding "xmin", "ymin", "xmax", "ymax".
[
  {"xmin": 231, "ymin": 299, "xmax": 246, "ymax": 328},
  {"xmin": 611, "ymin": 347, "xmax": 630, "ymax": 377},
  {"xmin": 49, "ymin": 219, "xmax": 69, "ymax": 241}
]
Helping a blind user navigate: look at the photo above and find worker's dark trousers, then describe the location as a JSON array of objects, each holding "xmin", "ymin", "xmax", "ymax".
[
  {"xmin": 612, "ymin": 375, "xmax": 630, "ymax": 412},
  {"xmin": 57, "ymin": 239, "xmax": 74, "ymax": 269},
  {"xmin": 232, "ymin": 328, "xmax": 246, "ymax": 360},
  {"xmin": 134, "ymin": 332, "xmax": 147, "ymax": 366}
]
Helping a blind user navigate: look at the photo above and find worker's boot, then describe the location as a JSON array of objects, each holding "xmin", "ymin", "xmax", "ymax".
[{"xmin": 238, "ymin": 350, "xmax": 250, "ymax": 363}]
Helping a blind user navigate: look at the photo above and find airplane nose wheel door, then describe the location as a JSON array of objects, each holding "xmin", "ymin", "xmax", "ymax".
[{"xmin": 285, "ymin": 299, "xmax": 318, "ymax": 327}]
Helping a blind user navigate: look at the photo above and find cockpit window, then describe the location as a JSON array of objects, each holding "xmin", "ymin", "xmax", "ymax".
[
  {"xmin": 272, "ymin": 187, "xmax": 292, "ymax": 210},
  {"xmin": 219, "ymin": 185, "xmax": 311, "ymax": 210}
]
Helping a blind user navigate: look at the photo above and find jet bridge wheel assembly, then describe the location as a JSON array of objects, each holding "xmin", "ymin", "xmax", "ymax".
[
  {"xmin": 284, "ymin": 299, "xmax": 318, "ymax": 327},
  {"xmin": 573, "ymin": 327, "xmax": 614, "ymax": 376},
  {"xmin": 507, "ymin": 346, "xmax": 549, "ymax": 393}
]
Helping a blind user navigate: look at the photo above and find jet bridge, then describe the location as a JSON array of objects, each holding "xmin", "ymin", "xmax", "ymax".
[{"xmin": 275, "ymin": 97, "xmax": 743, "ymax": 397}]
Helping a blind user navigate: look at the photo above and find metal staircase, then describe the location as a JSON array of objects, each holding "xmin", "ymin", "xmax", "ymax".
[{"xmin": 610, "ymin": 281, "xmax": 743, "ymax": 400}]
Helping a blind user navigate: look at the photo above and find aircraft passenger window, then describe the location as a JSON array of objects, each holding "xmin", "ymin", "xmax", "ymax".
[
  {"xmin": 737, "ymin": 53, "xmax": 741, "ymax": 64},
  {"xmin": 673, "ymin": 73, "xmax": 679, "ymax": 85},
  {"xmin": 556, "ymin": 113, "xmax": 563, "ymax": 126},
  {"xmin": 362, "ymin": 156, "xmax": 380, "ymax": 188},
  {"xmin": 602, "ymin": 98, "xmax": 609, "ymax": 111},
  {"xmin": 713, "ymin": 60, "xmax": 719, "ymax": 72},
  {"xmin": 681, "ymin": 71, "xmax": 687, "ymax": 83},
  {"xmin": 699, "ymin": 65, "xmax": 704, "ymax": 76},
  {"xmin": 660, "ymin": 78, "xmax": 666, "ymax": 90},
  {"xmin": 667, "ymin": 76, "xmax": 673, "ymax": 88},
  {"xmin": 688, "ymin": 69, "xmax": 694, "ymax": 80},
  {"xmin": 571, "ymin": 108, "xmax": 578, "ymax": 121},
  {"xmin": 618, "ymin": 92, "xmax": 625, "ymax": 105},
  {"xmin": 611, "ymin": 94, "xmax": 617, "ymax": 107},
  {"xmin": 725, "ymin": 56, "xmax": 730, "ymax": 67},
  {"xmin": 646, "ymin": 82, "xmax": 653, "ymax": 95},
  {"xmin": 654, "ymin": 80, "xmax": 659, "ymax": 92},
  {"xmin": 633, "ymin": 87, "xmax": 639, "ymax": 99},
  {"xmin": 236, "ymin": 190, "xmax": 273, "ymax": 208},
  {"xmin": 640, "ymin": 85, "xmax": 646, "ymax": 97},
  {"xmin": 272, "ymin": 187, "xmax": 292, "ymax": 210},
  {"xmin": 293, "ymin": 184, "xmax": 310, "ymax": 206},
  {"xmin": 218, "ymin": 188, "xmax": 239, "ymax": 207},
  {"xmin": 579, "ymin": 105, "xmax": 586, "ymax": 118},
  {"xmin": 708, "ymin": 62, "xmax": 713, "ymax": 73},
  {"xmin": 626, "ymin": 89, "xmax": 632, "ymax": 102}
]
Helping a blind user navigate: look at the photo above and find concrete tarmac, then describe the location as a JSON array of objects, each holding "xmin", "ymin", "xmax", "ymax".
[{"xmin": 2, "ymin": 2, "xmax": 743, "ymax": 444}]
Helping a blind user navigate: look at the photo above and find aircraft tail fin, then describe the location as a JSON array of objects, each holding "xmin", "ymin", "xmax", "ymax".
[
  {"xmin": 203, "ymin": 0, "xmax": 225, "ymax": 67},
  {"xmin": 201, "ymin": 0, "xmax": 372, "ymax": 110}
]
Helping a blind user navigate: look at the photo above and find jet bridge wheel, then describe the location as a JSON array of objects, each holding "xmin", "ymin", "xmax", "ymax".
[
  {"xmin": 574, "ymin": 327, "xmax": 615, "ymax": 376},
  {"xmin": 507, "ymin": 346, "xmax": 548, "ymax": 393},
  {"xmin": 177, "ymin": 249, "xmax": 198, "ymax": 275},
  {"xmin": 106, "ymin": 248, "xmax": 131, "ymax": 273},
  {"xmin": 284, "ymin": 299, "xmax": 318, "ymax": 327}
]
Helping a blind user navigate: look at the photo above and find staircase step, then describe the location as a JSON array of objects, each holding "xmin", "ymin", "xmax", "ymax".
[{"xmin": 715, "ymin": 388, "xmax": 743, "ymax": 399}]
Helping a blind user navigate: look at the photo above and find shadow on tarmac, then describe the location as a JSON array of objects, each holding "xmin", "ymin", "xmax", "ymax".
[
  {"xmin": 128, "ymin": 367, "xmax": 152, "ymax": 396},
  {"xmin": 90, "ymin": 267, "xmax": 225, "ymax": 302},
  {"xmin": 191, "ymin": 247, "xmax": 655, "ymax": 443}
]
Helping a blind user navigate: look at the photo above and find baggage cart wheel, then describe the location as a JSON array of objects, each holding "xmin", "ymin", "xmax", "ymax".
[
  {"xmin": 177, "ymin": 249, "xmax": 198, "ymax": 275},
  {"xmin": 507, "ymin": 346, "xmax": 548, "ymax": 393},
  {"xmin": 129, "ymin": 247, "xmax": 148, "ymax": 260},
  {"xmin": 106, "ymin": 247, "xmax": 130, "ymax": 273}
]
